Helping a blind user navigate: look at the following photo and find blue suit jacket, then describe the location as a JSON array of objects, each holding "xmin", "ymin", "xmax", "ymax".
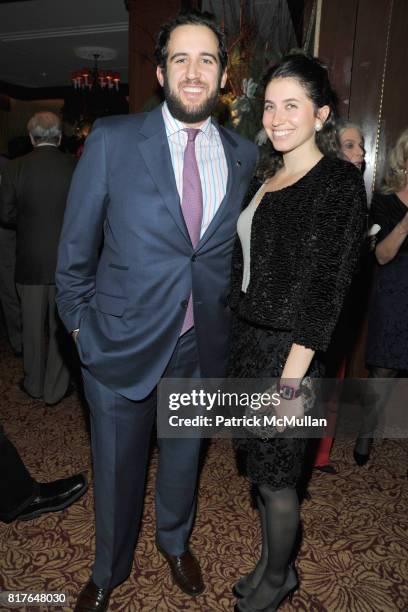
[{"xmin": 56, "ymin": 106, "xmax": 258, "ymax": 400}]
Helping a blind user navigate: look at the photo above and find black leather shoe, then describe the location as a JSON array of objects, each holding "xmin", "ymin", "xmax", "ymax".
[
  {"xmin": 353, "ymin": 449, "xmax": 370, "ymax": 466},
  {"xmin": 353, "ymin": 437, "xmax": 373, "ymax": 466},
  {"xmin": 17, "ymin": 473, "xmax": 88, "ymax": 521},
  {"xmin": 74, "ymin": 579, "xmax": 111, "ymax": 612},
  {"xmin": 157, "ymin": 543, "xmax": 205, "ymax": 596}
]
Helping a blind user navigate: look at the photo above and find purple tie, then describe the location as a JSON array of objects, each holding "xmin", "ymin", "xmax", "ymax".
[{"xmin": 180, "ymin": 128, "xmax": 203, "ymax": 335}]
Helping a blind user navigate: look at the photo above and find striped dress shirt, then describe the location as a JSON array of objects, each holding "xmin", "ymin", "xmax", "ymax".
[{"xmin": 162, "ymin": 101, "xmax": 228, "ymax": 237}]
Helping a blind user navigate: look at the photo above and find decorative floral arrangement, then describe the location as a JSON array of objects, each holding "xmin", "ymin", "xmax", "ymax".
[
  {"xmin": 212, "ymin": 11, "xmax": 284, "ymax": 147},
  {"xmin": 215, "ymin": 26, "xmax": 275, "ymax": 144},
  {"xmin": 215, "ymin": 11, "xmax": 305, "ymax": 146}
]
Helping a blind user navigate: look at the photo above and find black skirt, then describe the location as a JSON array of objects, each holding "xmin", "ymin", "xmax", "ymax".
[
  {"xmin": 366, "ymin": 255, "xmax": 408, "ymax": 370},
  {"xmin": 228, "ymin": 315, "xmax": 322, "ymax": 489}
]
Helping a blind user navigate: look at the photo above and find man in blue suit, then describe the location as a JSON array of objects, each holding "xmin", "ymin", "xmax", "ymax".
[{"xmin": 56, "ymin": 11, "xmax": 257, "ymax": 611}]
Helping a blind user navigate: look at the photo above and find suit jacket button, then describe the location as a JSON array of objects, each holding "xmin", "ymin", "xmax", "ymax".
[
  {"xmin": 181, "ymin": 299, "xmax": 188, "ymax": 309},
  {"xmin": 191, "ymin": 254, "xmax": 197, "ymax": 262}
]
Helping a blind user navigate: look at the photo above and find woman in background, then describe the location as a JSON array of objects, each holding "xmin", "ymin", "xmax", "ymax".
[
  {"xmin": 338, "ymin": 120, "xmax": 365, "ymax": 171},
  {"xmin": 314, "ymin": 119, "xmax": 367, "ymax": 472},
  {"xmin": 355, "ymin": 127, "xmax": 408, "ymax": 464},
  {"xmin": 229, "ymin": 54, "xmax": 366, "ymax": 611}
]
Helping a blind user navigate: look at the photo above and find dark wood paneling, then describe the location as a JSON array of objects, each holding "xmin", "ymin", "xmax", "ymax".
[
  {"xmin": 0, "ymin": 94, "xmax": 10, "ymax": 111},
  {"xmin": 302, "ymin": 0, "xmax": 315, "ymax": 47},
  {"xmin": 375, "ymin": 0, "xmax": 408, "ymax": 190},
  {"xmin": 128, "ymin": 0, "xmax": 182, "ymax": 113},
  {"xmin": 287, "ymin": 0, "xmax": 306, "ymax": 47},
  {"xmin": 318, "ymin": 0, "xmax": 358, "ymax": 118},
  {"xmin": 348, "ymin": 0, "xmax": 393, "ymax": 196}
]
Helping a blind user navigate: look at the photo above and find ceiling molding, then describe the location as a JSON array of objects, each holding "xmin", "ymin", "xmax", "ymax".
[
  {"xmin": 0, "ymin": 22, "xmax": 128, "ymax": 42},
  {"xmin": 0, "ymin": 79, "xmax": 129, "ymax": 100}
]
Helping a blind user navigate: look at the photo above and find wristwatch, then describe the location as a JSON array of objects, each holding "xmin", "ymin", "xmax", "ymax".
[{"xmin": 278, "ymin": 383, "xmax": 302, "ymax": 401}]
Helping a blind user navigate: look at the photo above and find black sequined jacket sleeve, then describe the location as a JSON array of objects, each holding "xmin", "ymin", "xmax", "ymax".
[
  {"xmin": 291, "ymin": 163, "xmax": 367, "ymax": 351},
  {"xmin": 229, "ymin": 157, "xmax": 367, "ymax": 353}
]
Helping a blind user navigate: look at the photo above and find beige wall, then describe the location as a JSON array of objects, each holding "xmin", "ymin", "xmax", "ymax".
[{"xmin": 0, "ymin": 98, "xmax": 63, "ymax": 153}]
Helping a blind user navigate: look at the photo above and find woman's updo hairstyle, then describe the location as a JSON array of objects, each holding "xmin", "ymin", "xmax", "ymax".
[{"xmin": 258, "ymin": 53, "xmax": 340, "ymax": 180}]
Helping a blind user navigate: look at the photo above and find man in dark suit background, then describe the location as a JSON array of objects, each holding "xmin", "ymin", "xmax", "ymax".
[
  {"xmin": 56, "ymin": 11, "xmax": 258, "ymax": 611},
  {"xmin": 0, "ymin": 422, "xmax": 87, "ymax": 523},
  {"xmin": 0, "ymin": 112, "xmax": 76, "ymax": 405},
  {"xmin": 0, "ymin": 151, "xmax": 22, "ymax": 356}
]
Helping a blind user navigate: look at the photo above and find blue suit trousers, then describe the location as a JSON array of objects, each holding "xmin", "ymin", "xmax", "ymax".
[{"xmin": 82, "ymin": 329, "xmax": 202, "ymax": 589}]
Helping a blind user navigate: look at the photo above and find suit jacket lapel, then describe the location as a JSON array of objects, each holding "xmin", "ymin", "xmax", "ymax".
[{"xmin": 137, "ymin": 106, "xmax": 190, "ymax": 246}]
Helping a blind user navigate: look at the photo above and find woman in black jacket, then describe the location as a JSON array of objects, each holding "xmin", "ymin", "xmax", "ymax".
[{"xmin": 229, "ymin": 54, "xmax": 367, "ymax": 611}]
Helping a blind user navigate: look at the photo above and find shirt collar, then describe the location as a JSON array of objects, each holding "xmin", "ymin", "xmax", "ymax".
[{"xmin": 162, "ymin": 101, "xmax": 213, "ymax": 140}]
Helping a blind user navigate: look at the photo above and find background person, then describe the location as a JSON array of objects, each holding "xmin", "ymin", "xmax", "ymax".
[
  {"xmin": 75, "ymin": 119, "xmax": 93, "ymax": 158},
  {"xmin": 354, "ymin": 127, "xmax": 408, "ymax": 465},
  {"xmin": 313, "ymin": 119, "xmax": 368, "ymax": 472},
  {"xmin": 338, "ymin": 119, "xmax": 365, "ymax": 170},
  {"xmin": 0, "ymin": 423, "xmax": 87, "ymax": 523},
  {"xmin": 0, "ymin": 149, "xmax": 21, "ymax": 356},
  {"xmin": 0, "ymin": 112, "xmax": 76, "ymax": 405}
]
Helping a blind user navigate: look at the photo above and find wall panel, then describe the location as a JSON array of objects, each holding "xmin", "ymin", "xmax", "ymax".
[
  {"xmin": 377, "ymin": 0, "xmax": 408, "ymax": 187},
  {"xmin": 127, "ymin": 0, "xmax": 182, "ymax": 113},
  {"xmin": 318, "ymin": 0, "xmax": 358, "ymax": 118},
  {"xmin": 319, "ymin": 0, "xmax": 408, "ymax": 195},
  {"xmin": 348, "ymin": 0, "xmax": 393, "ymax": 196}
]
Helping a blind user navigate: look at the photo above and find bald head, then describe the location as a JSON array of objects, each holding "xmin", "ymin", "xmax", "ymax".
[{"xmin": 27, "ymin": 112, "xmax": 62, "ymax": 146}]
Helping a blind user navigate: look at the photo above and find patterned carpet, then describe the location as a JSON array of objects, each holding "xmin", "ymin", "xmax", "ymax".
[{"xmin": 0, "ymin": 342, "xmax": 407, "ymax": 612}]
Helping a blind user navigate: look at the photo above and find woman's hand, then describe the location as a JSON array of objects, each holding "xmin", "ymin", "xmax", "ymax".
[{"xmin": 376, "ymin": 211, "xmax": 408, "ymax": 264}]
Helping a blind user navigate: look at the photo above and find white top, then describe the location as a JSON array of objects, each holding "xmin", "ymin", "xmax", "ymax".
[{"xmin": 237, "ymin": 185, "xmax": 265, "ymax": 292}]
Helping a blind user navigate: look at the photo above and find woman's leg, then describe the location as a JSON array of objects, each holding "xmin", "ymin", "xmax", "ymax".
[
  {"xmin": 244, "ymin": 485, "xmax": 298, "ymax": 608},
  {"xmin": 234, "ymin": 494, "xmax": 268, "ymax": 595},
  {"xmin": 354, "ymin": 366, "xmax": 399, "ymax": 460}
]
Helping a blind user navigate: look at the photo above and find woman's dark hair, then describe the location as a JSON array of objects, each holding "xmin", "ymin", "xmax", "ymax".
[
  {"xmin": 258, "ymin": 53, "xmax": 340, "ymax": 180},
  {"xmin": 154, "ymin": 10, "xmax": 228, "ymax": 73}
]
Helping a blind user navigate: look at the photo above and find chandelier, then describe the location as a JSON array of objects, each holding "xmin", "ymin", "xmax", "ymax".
[{"xmin": 71, "ymin": 54, "xmax": 120, "ymax": 91}]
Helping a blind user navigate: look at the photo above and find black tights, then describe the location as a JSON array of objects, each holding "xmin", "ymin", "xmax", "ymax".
[{"xmin": 245, "ymin": 485, "xmax": 299, "ymax": 608}]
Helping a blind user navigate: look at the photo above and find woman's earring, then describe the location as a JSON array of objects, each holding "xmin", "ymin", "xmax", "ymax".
[{"xmin": 315, "ymin": 121, "xmax": 322, "ymax": 132}]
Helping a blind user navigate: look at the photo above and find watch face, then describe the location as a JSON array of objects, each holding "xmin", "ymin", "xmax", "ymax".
[{"xmin": 280, "ymin": 385, "xmax": 295, "ymax": 400}]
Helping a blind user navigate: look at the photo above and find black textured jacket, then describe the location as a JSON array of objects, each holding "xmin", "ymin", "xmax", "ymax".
[{"xmin": 229, "ymin": 156, "xmax": 367, "ymax": 352}]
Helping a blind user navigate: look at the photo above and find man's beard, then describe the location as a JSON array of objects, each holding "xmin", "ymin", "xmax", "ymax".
[{"xmin": 163, "ymin": 74, "xmax": 221, "ymax": 124}]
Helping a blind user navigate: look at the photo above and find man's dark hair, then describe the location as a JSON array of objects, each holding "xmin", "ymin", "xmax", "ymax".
[{"xmin": 154, "ymin": 10, "xmax": 228, "ymax": 72}]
